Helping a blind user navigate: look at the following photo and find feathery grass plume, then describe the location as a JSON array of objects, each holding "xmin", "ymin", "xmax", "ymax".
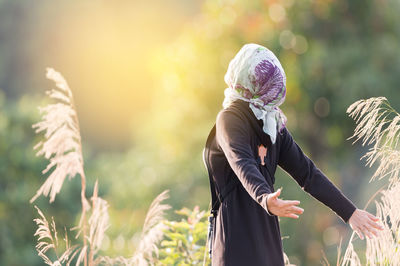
[
  {"xmin": 31, "ymin": 68, "xmax": 91, "ymax": 265},
  {"xmin": 130, "ymin": 189, "xmax": 171, "ymax": 265},
  {"xmin": 32, "ymin": 68, "xmax": 170, "ymax": 265},
  {"xmin": 30, "ymin": 68, "xmax": 86, "ymax": 204},
  {"xmin": 346, "ymin": 97, "xmax": 400, "ymax": 186},
  {"xmin": 95, "ymin": 190, "xmax": 171, "ymax": 266},
  {"xmin": 33, "ymin": 205, "xmax": 56, "ymax": 265},
  {"xmin": 338, "ymin": 185, "xmax": 388, "ymax": 266},
  {"xmin": 33, "ymin": 206, "xmax": 79, "ymax": 266},
  {"xmin": 87, "ymin": 180, "xmax": 110, "ymax": 264},
  {"xmin": 338, "ymin": 97, "xmax": 400, "ymax": 266},
  {"xmin": 365, "ymin": 182, "xmax": 400, "ymax": 265}
]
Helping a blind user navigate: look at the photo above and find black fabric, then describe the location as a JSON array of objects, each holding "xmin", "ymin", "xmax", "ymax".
[
  {"xmin": 204, "ymin": 125, "xmax": 241, "ymax": 216},
  {"xmin": 204, "ymin": 99, "xmax": 357, "ymax": 266},
  {"xmin": 203, "ymin": 124, "xmax": 220, "ymax": 216}
]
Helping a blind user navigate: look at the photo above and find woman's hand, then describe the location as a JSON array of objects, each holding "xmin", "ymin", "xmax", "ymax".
[
  {"xmin": 348, "ymin": 208, "xmax": 384, "ymax": 240},
  {"xmin": 266, "ymin": 188, "xmax": 304, "ymax": 219}
]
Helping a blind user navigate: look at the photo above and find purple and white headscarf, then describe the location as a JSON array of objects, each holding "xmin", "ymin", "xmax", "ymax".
[{"xmin": 223, "ymin": 43, "xmax": 287, "ymax": 144}]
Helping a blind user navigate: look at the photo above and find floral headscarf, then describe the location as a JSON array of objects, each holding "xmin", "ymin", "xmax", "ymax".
[{"xmin": 223, "ymin": 43, "xmax": 287, "ymax": 144}]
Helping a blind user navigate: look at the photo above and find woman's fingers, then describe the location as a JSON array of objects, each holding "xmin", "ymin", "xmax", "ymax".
[
  {"xmin": 369, "ymin": 227, "xmax": 379, "ymax": 237},
  {"xmin": 350, "ymin": 220, "xmax": 381, "ymax": 240},
  {"xmin": 362, "ymin": 225, "xmax": 375, "ymax": 239},
  {"xmin": 354, "ymin": 227, "xmax": 364, "ymax": 240},
  {"xmin": 361, "ymin": 225, "xmax": 373, "ymax": 238},
  {"xmin": 367, "ymin": 217, "xmax": 384, "ymax": 231},
  {"xmin": 281, "ymin": 204, "xmax": 303, "ymax": 218},
  {"xmin": 366, "ymin": 212, "xmax": 379, "ymax": 221},
  {"xmin": 271, "ymin": 196, "xmax": 303, "ymax": 219},
  {"xmin": 290, "ymin": 205, "xmax": 304, "ymax": 214},
  {"xmin": 268, "ymin": 190, "xmax": 304, "ymax": 220},
  {"xmin": 360, "ymin": 212, "xmax": 383, "ymax": 238},
  {"xmin": 286, "ymin": 213, "xmax": 299, "ymax": 219},
  {"xmin": 348, "ymin": 209, "xmax": 386, "ymax": 240},
  {"xmin": 365, "ymin": 220, "xmax": 382, "ymax": 237},
  {"xmin": 282, "ymin": 200, "xmax": 300, "ymax": 206},
  {"xmin": 270, "ymin": 188, "xmax": 282, "ymax": 200}
]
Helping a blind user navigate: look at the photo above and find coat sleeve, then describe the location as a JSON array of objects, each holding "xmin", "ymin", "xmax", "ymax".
[
  {"xmin": 216, "ymin": 110, "xmax": 275, "ymax": 216},
  {"xmin": 277, "ymin": 127, "xmax": 357, "ymax": 224}
]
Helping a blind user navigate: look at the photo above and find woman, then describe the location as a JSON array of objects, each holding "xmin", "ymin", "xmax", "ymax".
[{"xmin": 204, "ymin": 43, "xmax": 384, "ymax": 265}]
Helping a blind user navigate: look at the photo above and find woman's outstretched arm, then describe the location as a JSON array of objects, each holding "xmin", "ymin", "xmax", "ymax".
[
  {"xmin": 277, "ymin": 127, "xmax": 383, "ymax": 238},
  {"xmin": 278, "ymin": 127, "xmax": 357, "ymax": 223}
]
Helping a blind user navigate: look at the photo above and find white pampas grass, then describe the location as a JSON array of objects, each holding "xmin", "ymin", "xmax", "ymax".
[
  {"xmin": 340, "ymin": 96, "xmax": 400, "ymax": 266},
  {"xmin": 131, "ymin": 189, "xmax": 171, "ymax": 265},
  {"xmin": 33, "ymin": 205, "xmax": 56, "ymax": 265},
  {"xmin": 32, "ymin": 68, "xmax": 170, "ymax": 266},
  {"xmin": 30, "ymin": 68, "xmax": 84, "ymax": 203},
  {"xmin": 347, "ymin": 97, "xmax": 400, "ymax": 186},
  {"xmin": 33, "ymin": 206, "xmax": 79, "ymax": 266},
  {"xmin": 31, "ymin": 68, "xmax": 90, "ymax": 265},
  {"xmin": 87, "ymin": 180, "xmax": 110, "ymax": 264},
  {"xmin": 88, "ymin": 181, "xmax": 110, "ymax": 252},
  {"xmin": 95, "ymin": 190, "xmax": 171, "ymax": 266},
  {"xmin": 365, "ymin": 183, "xmax": 400, "ymax": 265}
]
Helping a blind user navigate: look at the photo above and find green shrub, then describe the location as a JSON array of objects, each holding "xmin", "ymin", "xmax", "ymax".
[{"xmin": 157, "ymin": 206, "xmax": 210, "ymax": 266}]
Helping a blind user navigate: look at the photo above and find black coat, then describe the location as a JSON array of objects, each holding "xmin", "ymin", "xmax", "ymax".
[{"xmin": 207, "ymin": 99, "xmax": 357, "ymax": 266}]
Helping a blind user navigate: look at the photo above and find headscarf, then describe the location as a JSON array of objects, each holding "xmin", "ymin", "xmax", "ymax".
[{"xmin": 223, "ymin": 43, "xmax": 287, "ymax": 144}]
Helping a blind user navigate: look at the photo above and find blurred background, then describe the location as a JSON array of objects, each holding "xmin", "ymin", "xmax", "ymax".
[{"xmin": 1, "ymin": 0, "xmax": 400, "ymax": 265}]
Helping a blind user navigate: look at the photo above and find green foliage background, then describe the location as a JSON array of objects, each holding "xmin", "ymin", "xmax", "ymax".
[{"xmin": 1, "ymin": 0, "xmax": 399, "ymax": 265}]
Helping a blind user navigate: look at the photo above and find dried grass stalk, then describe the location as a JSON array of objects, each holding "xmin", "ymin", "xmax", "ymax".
[
  {"xmin": 33, "ymin": 205, "xmax": 56, "ymax": 265},
  {"xmin": 32, "ymin": 68, "xmax": 170, "ymax": 265},
  {"xmin": 95, "ymin": 190, "xmax": 171, "ymax": 266},
  {"xmin": 33, "ymin": 206, "xmax": 79, "ymax": 266},
  {"xmin": 340, "ymin": 97, "xmax": 400, "ymax": 266},
  {"xmin": 365, "ymin": 183, "xmax": 400, "ymax": 265},
  {"xmin": 132, "ymin": 189, "xmax": 171, "ymax": 265},
  {"xmin": 346, "ymin": 97, "xmax": 400, "ymax": 186},
  {"xmin": 30, "ymin": 68, "xmax": 85, "ymax": 203},
  {"xmin": 87, "ymin": 180, "xmax": 110, "ymax": 264},
  {"xmin": 340, "ymin": 242, "xmax": 361, "ymax": 266},
  {"xmin": 31, "ymin": 68, "xmax": 91, "ymax": 265}
]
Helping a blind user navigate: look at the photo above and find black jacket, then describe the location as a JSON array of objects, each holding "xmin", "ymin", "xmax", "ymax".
[{"xmin": 207, "ymin": 99, "xmax": 357, "ymax": 265}]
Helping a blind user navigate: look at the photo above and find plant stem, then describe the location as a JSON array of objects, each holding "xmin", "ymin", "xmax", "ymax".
[
  {"xmin": 70, "ymin": 85, "xmax": 88, "ymax": 266},
  {"xmin": 342, "ymin": 184, "xmax": 387, "ymax": 265},
  {"xmin": 81, "ymin": 172, "xmax": 88, "ymax": 266}
]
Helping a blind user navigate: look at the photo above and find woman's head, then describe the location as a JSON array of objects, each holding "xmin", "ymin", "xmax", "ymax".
[
  {"xmin": 224, "ymin": 43, "xmax": 286, "ymax": 108},
  {"xmin": 222, "ymin": 43, "xmax": 287, "ymax": 144}
]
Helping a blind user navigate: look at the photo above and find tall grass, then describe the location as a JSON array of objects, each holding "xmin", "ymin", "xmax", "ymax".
[
  {"xmin": 30, "ymin": 68, "xmax": 170, "ymax": 266},
  {"xmin": 337, "ymin": 97, "xmax": 400, "ymax": 265}
]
